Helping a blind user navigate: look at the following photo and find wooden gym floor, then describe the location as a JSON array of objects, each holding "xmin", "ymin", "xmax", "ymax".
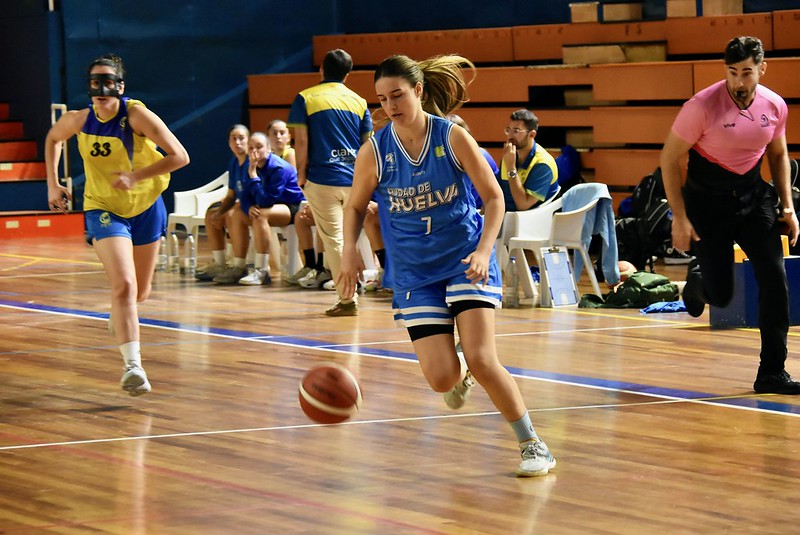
[{"xmin": 1, "ymin": 236, "xmax": 799, "ymax": 534}]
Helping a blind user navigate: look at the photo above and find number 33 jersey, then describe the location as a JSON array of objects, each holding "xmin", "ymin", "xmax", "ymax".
[
  {"xmin": 78, "ymin": 97, "xmax": 169, "ymax": 218},
  {"xmin": 370, "ymin": 113, "xmax": 488, "ymax": 293}
]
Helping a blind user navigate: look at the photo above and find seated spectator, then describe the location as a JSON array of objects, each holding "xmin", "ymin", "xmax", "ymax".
[
  {"xmin": 498, "ymin": 109, "xmax": 559, "ymax": 211},
  {"xmin": 214, "ymin": 131, "xmax": 304, "ymax": 286},
  {"xmin": 268, "ymin": 119, "xmax": 296, "ymax": 169},
  {"xmin": 196, "ymin": 124, "xmax": 249, "ymax": 281}
]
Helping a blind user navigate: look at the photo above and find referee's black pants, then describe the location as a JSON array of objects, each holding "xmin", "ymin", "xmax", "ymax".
[{"xmin": 684, "ymin": 178, "xmax": 789, "ymax": 375}]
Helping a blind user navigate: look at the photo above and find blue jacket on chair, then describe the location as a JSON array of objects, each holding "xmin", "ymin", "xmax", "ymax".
[{"xmin": 562, "ymin": 183, "xmax": 620, "ymax": 285}]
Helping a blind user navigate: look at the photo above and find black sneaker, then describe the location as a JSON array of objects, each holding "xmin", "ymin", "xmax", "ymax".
[
  {"xmin": 682, "ymin": 260, "xmax": 705, "ymax": 318},
  {"xmin": 664, "ymin": 247, "xmax": 695, "ymax": 265},
  {"xmin": 753, "ymin": 370, "xmax": 800, "ymax": 394}
]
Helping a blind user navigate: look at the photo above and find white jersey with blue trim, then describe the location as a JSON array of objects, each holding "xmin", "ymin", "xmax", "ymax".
[{"xmin": 371, "ymin": 114, "xmax": 485, "ymax": 293}]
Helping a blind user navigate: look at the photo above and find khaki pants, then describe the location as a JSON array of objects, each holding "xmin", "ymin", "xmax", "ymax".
[{"xmin": 303, "ymin": 181, "xmax": 352, "ymax": 300}]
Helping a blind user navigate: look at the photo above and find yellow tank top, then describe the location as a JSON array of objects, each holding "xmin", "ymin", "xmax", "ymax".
[{"xmin": 77, "ymin": 97, "xmax": 169, "ymax": 218}]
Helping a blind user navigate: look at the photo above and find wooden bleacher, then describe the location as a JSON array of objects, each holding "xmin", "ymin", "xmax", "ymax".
[{"xmin": 248, "ymin": 9, "xmax": 800, "ymax": 209}]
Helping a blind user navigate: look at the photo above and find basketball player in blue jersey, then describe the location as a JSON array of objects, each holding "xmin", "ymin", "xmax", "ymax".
[
  {"xmin": 45, "ymin": 54, "xmax": 190, "ymax": 396},
  {"xmin": 338, "ymin": 54, "xmax": 556, "ymax": 477}
]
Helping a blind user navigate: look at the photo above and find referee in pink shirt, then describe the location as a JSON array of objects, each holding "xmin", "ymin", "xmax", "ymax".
[{"xmin": 661, "ymin": 36, "xmax": 800, "ymax": 395}]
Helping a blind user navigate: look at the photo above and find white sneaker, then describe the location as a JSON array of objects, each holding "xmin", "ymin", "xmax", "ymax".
[
  {"xmin": 443, "ymin": 369, "xmax": 475, "ymax": 409},
  {"xmin": 517, "ymin": 439, "xmax": 557, "ymax": 477},
  {"xmin": 239, "ymin": 267, "xmax": 271, "ymax": 286},
  {"xmin": 364, "ymin": 268, "xmax": 384, "ymax": 291},
  {"xmin": 296, "ymin": 268, "xmax": 318, "ymax": 288},
  {"xmin": 322, "ymin": 279, "xmax": 335, "ymax": 291},
  {"xmin": 120, "ymin": 364, "xmax": 151, "ymax": 397},
  {"xmin": 286, "ymin": 266, "xmax": 314, "ymax": 285},
  {"xmin": 300, "ymin": 269, "xmax": 332, "ymax": 289}
]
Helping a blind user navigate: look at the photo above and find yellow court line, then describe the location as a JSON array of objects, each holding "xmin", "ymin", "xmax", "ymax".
[
  {"xmin": 545, "ymin": 304, "xmax": 698, "ymax": 326},
  {"xmin": 0, "ymin": 252, "xmax": 102, "ymax": 267},
  {"xmin": 1, "ymin": 259, "xmax": 41, "ymax": 271}
]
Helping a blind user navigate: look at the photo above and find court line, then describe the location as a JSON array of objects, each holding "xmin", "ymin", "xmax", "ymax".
[
  {"xmin": 0, "ymin": 270, "xmax": 105, "ymax": 280},
  {"xmin": 1, "ymin": 393, "xmax": 793, "ymax": 452},
  {"xmin": 0, "ymin": 252, "xmax": 103, "ymax": 266},
  {"xmin": 2, "ymin": 299, "xmax": 799, "ymax": 423}
]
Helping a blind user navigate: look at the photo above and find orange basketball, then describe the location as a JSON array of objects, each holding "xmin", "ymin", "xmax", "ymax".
[{"xmin": 298, "ymin": 363, "xmax": 363, "ymax": 424}]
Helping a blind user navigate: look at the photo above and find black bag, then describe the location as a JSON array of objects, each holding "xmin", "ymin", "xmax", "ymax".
[
  {"xmin": 629, "ymin": 168, "xmax": 667, "ymax": 218},
  {"xmin": 616, "ymin": 168, "xmax": 673, "ymax": 271}
]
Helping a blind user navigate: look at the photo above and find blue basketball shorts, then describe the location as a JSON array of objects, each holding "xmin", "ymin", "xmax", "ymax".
[
  {"xmin": 392, "ymin": 266, "xmax": 502, "ymax": 329},
  {"xmin": 85, "ymin": 197, "xmax": 167, "ymax": 246}
]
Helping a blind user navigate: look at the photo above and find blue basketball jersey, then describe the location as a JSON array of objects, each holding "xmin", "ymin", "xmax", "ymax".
[{"xmin": 370, "ymin": 114, "xmax": 488, "ymax": 293}]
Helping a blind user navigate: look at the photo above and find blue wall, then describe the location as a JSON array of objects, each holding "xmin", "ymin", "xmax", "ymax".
[
  {"xmin": 50, "ymin": 0, "xmax": 571, "ymax": 211},
  {"xmin": 0, "ymin": 0, "xmax": 795, "ymax": 212}
]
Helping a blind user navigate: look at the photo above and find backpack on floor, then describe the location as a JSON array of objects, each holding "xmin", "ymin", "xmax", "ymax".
[
  {"xmin": 578, "ymin": 271, "xmax": 679, "ymax": 309},
  {"xmin": 616, "ymin": 168, "xmax": 673, "ymax": 271}
]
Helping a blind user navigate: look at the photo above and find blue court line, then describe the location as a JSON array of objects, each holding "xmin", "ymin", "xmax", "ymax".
[{"xmin": 3, "ymin": 298, "xmax": 799, "ymax": 417}]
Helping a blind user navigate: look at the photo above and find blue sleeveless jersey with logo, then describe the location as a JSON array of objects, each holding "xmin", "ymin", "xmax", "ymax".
[{"xmin": 371, "ymin": 114, "xmax": 489, "ymax": 294}]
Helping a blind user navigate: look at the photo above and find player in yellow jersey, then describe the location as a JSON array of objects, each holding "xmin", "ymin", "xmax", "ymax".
[{"xmin": 45, "ymin": 53, "xmax": 190, "ymax": 396}]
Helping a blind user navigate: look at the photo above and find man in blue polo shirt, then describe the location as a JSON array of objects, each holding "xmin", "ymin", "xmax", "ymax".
[{"xmin": 289, "ymin": 49, "xmax": 373, "ymax": 316}]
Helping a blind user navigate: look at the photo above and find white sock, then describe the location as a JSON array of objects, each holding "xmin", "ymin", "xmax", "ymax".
[
  {"xmin": 120, "ymin": 341, "xmax": 141, "ymax": 368},
  {"xmin": 212, "ymin": 250, "xmax": 225, "ymax": 265},
  {"xmin": 256, "ymin": 253, "xmax": 269, "ymax": 271},
  {"xmin": 234, "ymin": 257, "xmax": 246, "ymax": 269}
]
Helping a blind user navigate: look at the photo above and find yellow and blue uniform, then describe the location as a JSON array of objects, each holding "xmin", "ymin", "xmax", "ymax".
[
  {"xmin": 278, "ymin": 145, "xmax": 295, "ymax": 164},
  {"xmin": 498, "ymin": 142, "xmax": 558, "ymax": 211},
  {"xmin": 79, "ymin": 97, "xmax": 169, "ymax": 245},
  {"xmin": 287, "ymin": 81, "xmax": 372, "ymax": 186}
]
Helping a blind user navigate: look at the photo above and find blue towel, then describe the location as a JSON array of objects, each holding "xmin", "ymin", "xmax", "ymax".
[{"xmin": 640, "ymin": 301, "xmax": 688, "ymax": 314}]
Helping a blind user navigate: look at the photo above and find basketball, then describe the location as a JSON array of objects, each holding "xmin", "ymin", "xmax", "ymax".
[
  {"xmin": 619, "ymin": 260, "xmax": 637, "ymax": 281},
  {"xmin": 298, "ymin": 363, "xmax": 363, "ymax": 424}
]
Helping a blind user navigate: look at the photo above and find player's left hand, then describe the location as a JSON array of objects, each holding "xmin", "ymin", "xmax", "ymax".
[
  {"xmin": 462, "ymin": 249, "xmax": 490, "ymax": 286},
  {"xmin": 111, "ymin": 171, "xmax": 137, "ymax": 190}
]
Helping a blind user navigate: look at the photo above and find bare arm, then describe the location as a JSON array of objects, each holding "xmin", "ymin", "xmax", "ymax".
[
  {"xmin": 451, "ymin": 125, "xmax": 505, "ymax": 285},
  {"xmin": 212, "ymin": 189, "xmax": 238, "ymax": 219},
  {"xmin": 338, "ymin": 141, "xmax": 378, "ymax": 299},
  {"xmin": 284, "ymin": 148, "xmax": 297, "ymax": 170},
  {"xmin": 766, "ymin": 133, "xmax": 799, "ymax": 246},
  {"xmin": 45, "ymin": 109, "xmax": 88, "ymax": 211},
  {"xmin": 294, "ymin": 126, "xmax": 308, "ymax": 187},
  {"xmin": 501, "ymin": 142, "xmax": 539, "ymax": 210},
  {"xmin": 660, "ymin": 130, "xmax": 697, "ymax": 252},
  {"xmin": 115, "ymin": 104, "xmax": 190, "ymax": 189}
]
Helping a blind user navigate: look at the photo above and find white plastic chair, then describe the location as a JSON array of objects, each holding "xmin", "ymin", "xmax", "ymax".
[
  {"xmin": 166, "ymin": 172, "xmax": 229, "ymax": 257},
  {"xmin": 508, "ymin": 197, "xmax": 602, "ymax": 306},
  {"xmin": 495, "ymin": 186, "xmax": 561, "ymax": 273}
]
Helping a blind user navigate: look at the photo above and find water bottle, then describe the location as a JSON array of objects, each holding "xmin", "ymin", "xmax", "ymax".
[
  {"xmin": 169, "ymin": 232, "xmax": 180, "ymax": 273},
  {"xmin": 505, "ymin": 256, "xmax": 520, "ymax": 308},
  {"xmin": 185, "ymin": 233, "xmax": 197, "ymax": 278},
  {"xmin": 156, "ymin": 236, "xmax": 168, "ymax": 272}
]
